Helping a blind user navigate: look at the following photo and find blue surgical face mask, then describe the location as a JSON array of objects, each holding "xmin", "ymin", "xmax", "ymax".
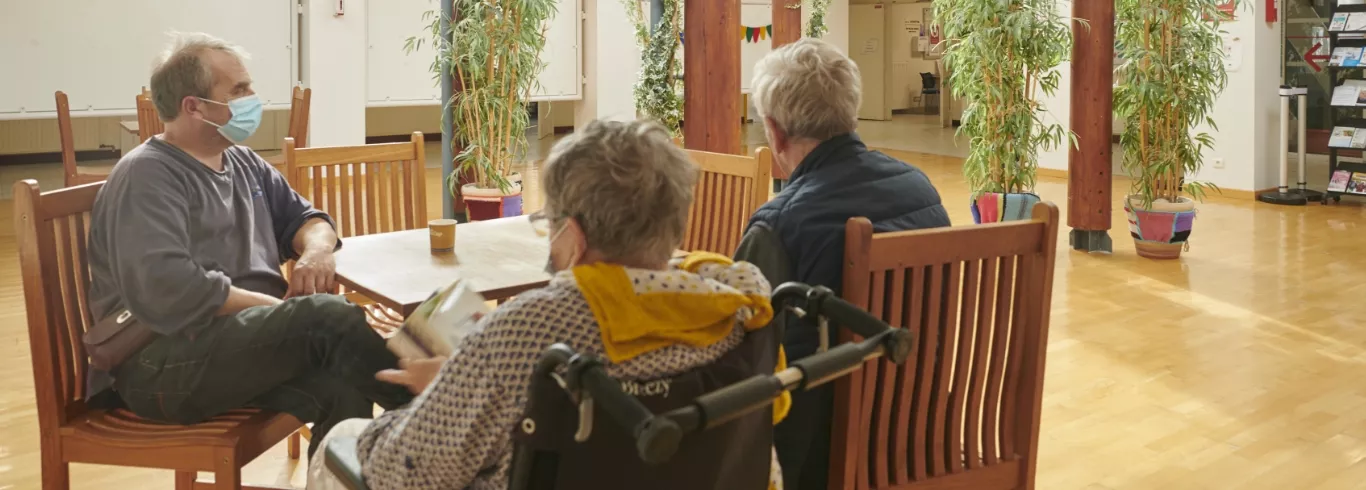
[{"xmin": 198, "ymin": 94, "xmax": 263, "ymax": 144}]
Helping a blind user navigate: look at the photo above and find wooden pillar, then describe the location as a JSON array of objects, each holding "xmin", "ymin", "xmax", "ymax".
[
  {"xmin": 684, "ymin": 0, "xmax": 741, "ymax": 154},
  {"xmin": 1066, "ymin": 0, "xmax": 1114, "ymax": 253},
  {"xmin": 772, "ymin": 0, "xmax": 800, "ymax": 48}
]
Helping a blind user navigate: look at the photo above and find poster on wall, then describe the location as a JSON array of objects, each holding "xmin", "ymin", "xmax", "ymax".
[{"xmin": 1222, "ymin": 35, "xmax": 1243, "ymax": 72}]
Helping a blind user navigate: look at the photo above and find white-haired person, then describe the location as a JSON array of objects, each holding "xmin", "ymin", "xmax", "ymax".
[
  {"xmin": 734, "ymin": 38, "xmax": 952, "ymax": 490},
  {"xmin": 308, "ymin": 119, "xmax": 789, "ymax": 490}
]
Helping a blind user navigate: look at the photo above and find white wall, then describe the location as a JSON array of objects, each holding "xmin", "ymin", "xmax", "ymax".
[
  {"xmin": 1035, "ymin": 0, "xmax": 1073, "ymax": 172},
  {"xmin": 575, "ymin": 0, "xmax": 640, "ymax": 126},
  {"xmin": 827, "ymin": 0, "xmax": 851, "ymax": 54},
  {"xmin": 1247, "ymin": 2, "xmax": 1283, "ymax": 191},
  {"xmin": 303, "ymin": 0, "xmax": 369, "ymax": 147},
  {"xmin": 1037, "ymin": 0, "xmax": 1280, "ymax": 192}
]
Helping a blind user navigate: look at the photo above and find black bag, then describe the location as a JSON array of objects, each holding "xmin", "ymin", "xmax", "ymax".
[{"xmin": 83, "ymin": 309, "xmax": 156, "ymax": 371}]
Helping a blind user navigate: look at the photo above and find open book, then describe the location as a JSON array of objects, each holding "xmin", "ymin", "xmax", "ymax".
[{"xmin": 387, "ymin": 280, "xmax": 491, "ymax": 359}]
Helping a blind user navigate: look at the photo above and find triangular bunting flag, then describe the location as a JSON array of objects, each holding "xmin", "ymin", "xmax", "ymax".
[{"xmin": 740, "ymin": 24, "xmax": 777, "ymax": 43}]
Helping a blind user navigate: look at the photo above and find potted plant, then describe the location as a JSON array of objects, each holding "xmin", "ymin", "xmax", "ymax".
[
  {"xmin": 1114, "ymin": 0, "xmax": 1232, "ymax": 259},
  {"xmin": 932, "ymin": 0, "xmax": 1074, "ymax": 223},
  {"xmin": 623, "ymin": 0, "xmax": 684, "ymax": 140},
  {"xmin": 410, "ymin": 0, "xmax": 556, "ymax": 220}
]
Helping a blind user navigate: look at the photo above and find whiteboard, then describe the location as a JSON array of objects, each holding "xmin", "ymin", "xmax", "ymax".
[
  {"xmin": 0, "ymin": 0, "xmax": 296, "ymax": 120},
  {"xmin": 366, "ymin": 0, "xmax": 582, "ymax": 106},
  {"xmin": 740, "ymin": 3, "xmax": 773, "ymax": 92}
]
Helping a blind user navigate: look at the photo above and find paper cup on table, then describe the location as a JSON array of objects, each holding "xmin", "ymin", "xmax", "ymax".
[{"xmin": 429, "ymin": 219, "xmax": 457, "ymax": 254}]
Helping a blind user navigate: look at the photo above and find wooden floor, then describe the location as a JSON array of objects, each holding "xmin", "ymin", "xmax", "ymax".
[{"xmin": 3, "ymin": 150, "xmax": 1366, "ymax": 489}]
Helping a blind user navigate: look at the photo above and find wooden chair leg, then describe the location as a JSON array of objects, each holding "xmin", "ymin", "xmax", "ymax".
[
  {"xmin": 287, "ymin": 431, "xmax": 301, "ymax": 460},
  {"xmin": 214, "ymin": 450, "xmax": 242, "ymax": 490},
  {"xmin": 175, "ymin": 471, "xmax": 197, "ymax": 490},
  {"xmin": 40, "ymin": 453, "xmax": 69, "ymax": 490}
]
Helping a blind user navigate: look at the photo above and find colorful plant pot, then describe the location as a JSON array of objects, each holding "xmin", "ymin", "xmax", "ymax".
[
  {"xmin": 462, "ymin": 183, "xmax": 524, "ymax": 222},
  {"xmin": 970, "ymin": 192, "xmax": 1041, "ymax": 224},
  {"xmin": 1124, "ymin": 195, "xmax": 1195, "ymax": 260}
]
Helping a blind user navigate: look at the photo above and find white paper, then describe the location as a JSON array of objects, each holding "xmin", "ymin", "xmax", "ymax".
[
  {"xmin": 1348, "ymin": 12, "xmax": 1366, "ymax": 31},
  {"xmin": 388, "ymin": 280, "xmax": 491, "ymax": 359},
  {"xmin": 1330, "ymin": 126, "xmax": 1358, "ymax": 148},
  {"xmin": 1332, "ymin": 12, "xmax": 1349, "ymax": 31},
  {"xmin": 1222, "ymin": 36, "xmax": 1243, "ymax": 71},
  {"xmin": 1332, "ymin": 85, "xmax": 1362, "ymax": 106},
  {"xmin": 1351, "ymin": 129, "xmax": 1366, "ymax": 149},
  {"xmin": 862, "ymin": 38, "xmax": 879, "ymax": 54},
  {"xmin": 1331, "ymin": 46, "xmax": 1364, "ymax": 66}
]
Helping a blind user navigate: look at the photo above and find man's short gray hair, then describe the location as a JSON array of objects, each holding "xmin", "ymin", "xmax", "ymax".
[
  {"xmin": 751, "ymin": 38, "xmax": 861, "ymax": 141},
  {"xmin": 542, "ymin": 119, "xmax": 697, "ymax": 262},
  {"xmin": 149, "ymin": 32, "xmax": 250, "ymax": 121}
]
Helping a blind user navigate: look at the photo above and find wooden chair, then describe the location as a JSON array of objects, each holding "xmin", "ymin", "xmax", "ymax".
[
  {"xmin": 284, "ymin": 132, "xmax": 428, "ymax": 330},
  {"xmin": 55, "ymin": 91, "xmax": 107, "ymax": 187},
  {"xmin": 14, "ymin": 179, "xmax": 302, "ymax": 490},
  {"xmin": 136, "ymin": 88, "xmax": 163, "ymax": 143},
  {"xmin": 682, "ymin": 147, "xmax": 773, "ymax": 255},
  {"xmin": 265, "ymin": 86, "xmax": 313, "ymax": 169},
  {"xmin": 831, "ymin": 202, "xmax": 1059, "ymax": 490}
]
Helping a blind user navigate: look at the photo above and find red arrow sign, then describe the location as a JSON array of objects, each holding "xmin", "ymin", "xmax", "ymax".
[{"xmin": 1307, "ymin": 43, "xmax": 1330, "ymax": 72}]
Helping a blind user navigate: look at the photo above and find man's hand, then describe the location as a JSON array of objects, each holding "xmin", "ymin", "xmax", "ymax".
[
  {"xmin": 289, "ymin": 248, "xmax": 336, "ymax": 297},
  {"xmin": 376, "ymin": 357, "xmax": 446, "ymax": 395},
  {"xmin": 289, "ymin": 217, "xmax": 339, "ymax": 296}
]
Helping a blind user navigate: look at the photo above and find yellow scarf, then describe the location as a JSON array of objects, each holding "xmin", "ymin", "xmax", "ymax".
[{"xmin": 573, "ymin": 252, "xmax": 791, "ymax": 424}]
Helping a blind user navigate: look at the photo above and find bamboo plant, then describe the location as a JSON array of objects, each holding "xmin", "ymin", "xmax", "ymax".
[
  {"xmin": 623, "ymin": 0, "xmax": 684, "ymax": 136},
  {"xmin": 932, "ymin": 0, "xmax": 1074, "ymax": 196},
  {"xmin": 1114, "ymin": 0, "xmax": 1232, "ymax": 207},
  {"xmin": 807, "ymin": 0, "xmax": 831, "ymax": 38},
  {"xmin": 408, "ymin": 0, "xmax": 557, "ymax": 195}
]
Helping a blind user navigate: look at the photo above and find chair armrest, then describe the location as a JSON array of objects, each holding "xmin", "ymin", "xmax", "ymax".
[{"xmin": 324, "ymin": 436, "xmax": 370, "ymax": 490}]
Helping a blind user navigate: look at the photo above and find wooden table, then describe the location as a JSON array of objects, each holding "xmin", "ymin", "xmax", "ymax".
[{"xmin": 334, "ymin": 216, "xmax": 550, "ymax": 316}]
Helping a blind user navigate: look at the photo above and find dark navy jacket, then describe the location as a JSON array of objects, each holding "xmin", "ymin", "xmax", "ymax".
[
  {"xmin": 734, "ymin": 132, "xmax": 950, "ymax": 490},
  {"xmin": 742, "ymin": 133, "xmax": 950, "ymax": 357}
]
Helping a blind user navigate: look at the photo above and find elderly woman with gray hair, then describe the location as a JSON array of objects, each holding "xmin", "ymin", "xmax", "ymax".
[{"xmin": 307, "ymin": 119, "xmax": 786, "ymax": 490}]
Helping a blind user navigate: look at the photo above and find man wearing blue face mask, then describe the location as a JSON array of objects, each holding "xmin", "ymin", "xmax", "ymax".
[{"xmin": 84, "ymin": 32, "xmax": 413, "ymax": 457}]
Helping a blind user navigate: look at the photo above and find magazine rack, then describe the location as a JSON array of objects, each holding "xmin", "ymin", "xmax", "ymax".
[
  {"xmin": 1326, "ymin": 0, "xmax": 1366, "ymax": 204},
  {"xmin": 324, "ymin": 282, "xmax": 914, "ymax": 490}
]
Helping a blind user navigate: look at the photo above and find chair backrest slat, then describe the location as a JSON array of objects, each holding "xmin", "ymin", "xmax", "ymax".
[
  {"xmin": 16, "ymin": 180, "xmax": 103, "ymax": 431},
  {"xmin": 56, "ymin": 91, "xmax": 79, "ymax": 186},
  {"xmin": 288, "ymin": 86, "xmax": 312, "ymax": 147},
  {"xmin": 947, "ymin": 260, "xmax": 978, "ymax": 474},
  {"xmin": 284, "ymin": 134, "xmax": 427, "ymax": 239},
  {"xmin": 135, "ymin": 89, "xmax": 164, "ymax": 143},
  {"xmin": 365, "ymin": 162, "xmax": 379, "ymax": 235},
  {"xmin": 389, "ymin": 161, "xmax": 405, "ymax": 229},
  {"xmin": 682, "ymin": 148, "xmax": 772, "ymax": 255},
  {"xmin": 339, "ymin": 162, "xmax": 354, "ymax": 237},
  {"xmin": 983, "ymin": 254, "xmax": 1015, "ymax": 467},
  {"xmin": 835, "ymin": 202, "xmax": 1059, "ymax": 490}
]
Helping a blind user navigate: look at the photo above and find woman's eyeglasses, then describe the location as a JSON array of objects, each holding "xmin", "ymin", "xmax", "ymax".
[{"xmin": 528, "ymin": 210, "xmax": 551, "ymax": 236}]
